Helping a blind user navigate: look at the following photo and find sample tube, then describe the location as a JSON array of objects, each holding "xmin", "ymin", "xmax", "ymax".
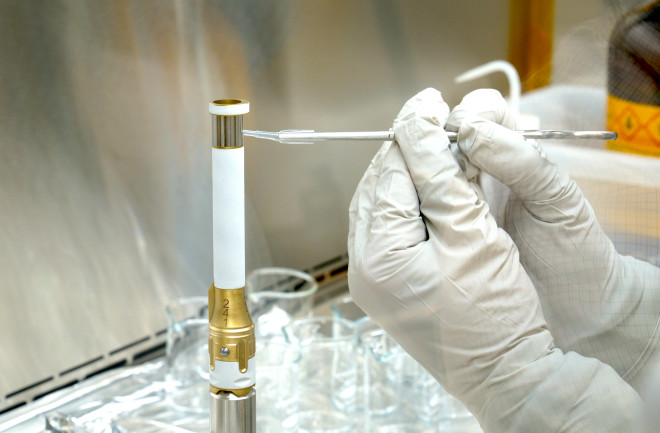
[{"xmin": 208, "ymin": 99, "xmax": 256, "ymax": 433}]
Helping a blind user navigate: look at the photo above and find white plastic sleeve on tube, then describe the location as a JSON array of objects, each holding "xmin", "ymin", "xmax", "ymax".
[
  {"xmin": 210, "ymin": 358, "xmax": 255, "ymax": 389},
  {"xmin": 212, "ymin": 147, "xmax": 245, "ymax": 289}
]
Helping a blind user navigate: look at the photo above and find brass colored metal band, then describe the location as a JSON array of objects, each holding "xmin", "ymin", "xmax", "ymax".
[
  {"xmin": 210, "ymin": 384, "xmax": 254, "ymax": 397},
  {"xmin": 208, "ymin": 285, "xmax": 256, "ymax": 373}
]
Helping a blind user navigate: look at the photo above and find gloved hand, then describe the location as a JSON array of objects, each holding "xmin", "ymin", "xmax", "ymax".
[
  {"xmin": 446, "ymin": 89, "xmax": 660, "ymax": 390},
  {"xmin": 348, "ymin": 88, "xmax": 643, "ymax": 433}
]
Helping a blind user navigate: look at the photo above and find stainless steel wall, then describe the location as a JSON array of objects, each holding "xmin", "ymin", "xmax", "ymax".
[
  {"xmin": 0, "ymin": 0, "xmax": 509, "ymax": 411},
  {"xmin": 244, "ymin": 0, "xmax": 510, "ymax": 269}
]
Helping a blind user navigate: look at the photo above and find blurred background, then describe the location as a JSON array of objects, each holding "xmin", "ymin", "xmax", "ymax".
[{"xmin": 0, "ymin": 0, "xmax": 657, "ymax": 419}]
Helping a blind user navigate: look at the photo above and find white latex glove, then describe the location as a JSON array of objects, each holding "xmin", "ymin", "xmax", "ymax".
[
  {"xmin": 447, "ymin": 89, "xmax": 660, "ymax": 390},
  {"xmin": 348, "ymin": 88, "xmax": 643, "ymax": 433}
]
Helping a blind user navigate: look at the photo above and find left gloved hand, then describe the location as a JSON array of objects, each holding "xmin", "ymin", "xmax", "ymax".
[{"xmin": 446, "ymin": 89, "xmax": 660, "ymax": 390}]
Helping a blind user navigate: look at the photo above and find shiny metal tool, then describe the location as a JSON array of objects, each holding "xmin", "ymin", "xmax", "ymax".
[
  {"xmin": 243, "ymin": 129, "xmax": 618, "ymax": 144},
  {"xmin": 208, "ymin": 99, "xmax": 256, "ymax": 433}
]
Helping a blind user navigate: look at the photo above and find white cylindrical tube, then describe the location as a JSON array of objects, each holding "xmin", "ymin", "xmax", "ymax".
[{"xmin": 212, "ymin": 146, "xmax": 245, "ymax": 289}]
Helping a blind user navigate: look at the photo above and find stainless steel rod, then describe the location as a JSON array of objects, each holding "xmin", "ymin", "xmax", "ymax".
[{"xmin": 243, "ymin": 129, "xmax": 618, "ymax": 144}]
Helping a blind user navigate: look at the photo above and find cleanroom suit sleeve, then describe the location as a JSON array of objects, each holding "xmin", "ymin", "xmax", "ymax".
[
  {"xmin": 446, "ymin": 89, "xmax": 660, "ymax": 390},
  {"xmin": 348, "ymin": 88, "xmax": 644, "ymax": 433}
]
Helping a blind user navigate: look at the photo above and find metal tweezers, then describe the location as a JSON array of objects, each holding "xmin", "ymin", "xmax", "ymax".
[{"xmin": 243, "ymin": 129, "xmax": 617, "ymax": 144}]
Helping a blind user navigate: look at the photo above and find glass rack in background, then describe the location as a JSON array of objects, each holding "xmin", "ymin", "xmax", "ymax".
[{"xmin": 33, "ymin": 270, "xmax": 482, "ymax": 433}]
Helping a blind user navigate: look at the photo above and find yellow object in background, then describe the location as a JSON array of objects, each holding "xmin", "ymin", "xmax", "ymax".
[
  {"xmin": 607, "ymin": 95, "xmax": 660, "ymax": 156},
  {"xmin": 508, "ymin": 0, "xmax": 555, "ymax": 92},
  {"xmin": 607, "ymin": 1, "xmax": 660, "ymax": 156}
]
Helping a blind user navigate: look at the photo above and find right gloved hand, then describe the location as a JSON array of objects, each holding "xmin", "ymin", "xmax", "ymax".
[
  {"xmin": 348, "ymin": 88, "xmax": 643, "ymax": 433},
  {"xmin": 446, "ymin": 89, "xmax": 660, "ymax": 390}
]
